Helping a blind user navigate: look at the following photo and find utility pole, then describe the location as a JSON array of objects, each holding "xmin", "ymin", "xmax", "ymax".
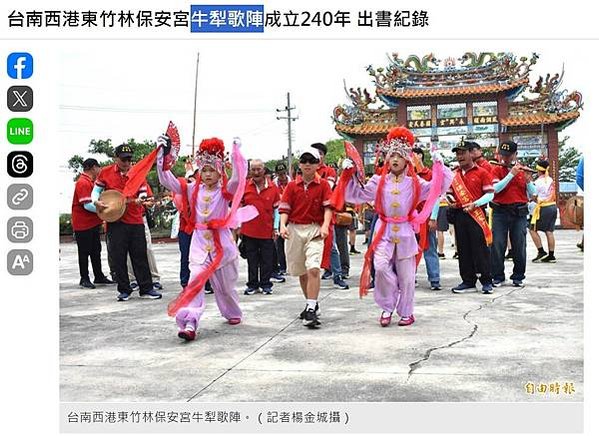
[
  {"xmin": 276, "ymin": 92, "xmax": 298, "ymax": 177},
  {"xmin": 191, "ymin": 52, "xmax": 200, "ymax": 157}
]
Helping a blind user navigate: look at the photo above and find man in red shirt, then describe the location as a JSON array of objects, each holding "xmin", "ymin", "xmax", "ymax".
[
  {"xmin": 240, "ymin": 159, "xmax": 281, "ymax": 295},
  {"xmin": 92, "ymin": 144, "xmax": 161, "ymax": 301},
  {"xmin": 470, "ymin": 142, "xmax": 494, "ymax": 175},
  {"xmin": 489, "ymin": 140, "xmax": 536, "ymax": 287},
  {"xmin": 273, "ymin": 162, "xmax": 291, "ymax": 275},
  {"xmin": 310, "ymin": 142, "xmax": 348, "ymax": 290},
  {"xmin": 448, "ymin": 141, "xmax": 495, "ymax": 294},
  {"xmin": 71, "ymin": 158, "xmax": 114, "ymax": 289},
  {"xmin": 279, "ymin": 148, "xmax": 333, "ymax": 328}
]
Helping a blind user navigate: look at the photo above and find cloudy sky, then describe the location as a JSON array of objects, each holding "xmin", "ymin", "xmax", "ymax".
[{"xmin": 57, "ymin": 40, "xmax": 592, "ymax": 212}]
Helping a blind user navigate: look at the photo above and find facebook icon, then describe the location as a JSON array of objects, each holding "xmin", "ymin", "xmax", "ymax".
[{"xmin": 7, "ymin": 52, "xmax": 33, "ymax": 79}]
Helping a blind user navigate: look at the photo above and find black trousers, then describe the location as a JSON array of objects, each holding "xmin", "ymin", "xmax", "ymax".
[
  {"xmin": 107, "ymin": 221, "xmax": 153, "ymax": 293},
  {"xmin": 454, "ymin": 210, "xmax": 492, "ymax": 286},
  {"xmin": 244, "ymin": 235, "xmax": 275, "ymax": 289},
  {"xmin": 335, "ymin": 224, "xmax": 350, "ymax": 275},
  {"xmin": 74, "ymin": 225, "xmax": 104, "ymax": 281},
  {"xmin": 275, "ymin": 236, "xmax": 287, "ymax": 273}
]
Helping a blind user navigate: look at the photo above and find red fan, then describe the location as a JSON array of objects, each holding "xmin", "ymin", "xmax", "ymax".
[
  {"xmin": 344, "ymin": 141, "xmax": 365, "ymax": 183},
  {"xmin": 162, "ymin": 121, "xmax": 181, "ymax": 171}
]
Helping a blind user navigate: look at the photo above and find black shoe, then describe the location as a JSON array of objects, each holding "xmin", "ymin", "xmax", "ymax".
[
  {"xmin": 302, "ymin": 308, "xmax": 321, "ymax": 328},
  {"xmin": 321, "ymin": 270, "xmax": 333, "ymax": 280},
  {"xmin": 139, "ymin": 289, "xmax": 162, "ymax": 299},
  {"xmin": 153, "ymin": 282, "xmax": 163, "ymax": 290},
  {"xmin": 452, "ymin": 252, "xmax": 459, "ymax": 259},
  {"xmin": 532, "ymin": 250, "xmax": 547, "ymax": 263},
  {"xmin": 299, "ymin": 303, "xmax": 320, "ymax": 319},
  {"xmin": 271, "ymin": 273, "xmax": 286, "ymax": 283},
  {"xmin": 93, "ymin": 276, "xmax": 115, "ymax": 285},
  {"xmin": 79, "ymin": 278, "xmax": 96, "ymax": 289},
  {"xmin": 333, "ymin": 276, "xmax": 349, "ymax": 289},
  {"xmin": 540, "ymin": 254, "xmax": 556, "ymax": 263},
  {"xmin": 341, "ymin": 273, "xmax": 350, "ymax": 280},
  {"xmin": 505, "ymin": 250, "xmax": 514, "ymax": 260},
  {"xmin": 349, "ymin": 248, "xmax": 361, "ymax": 254},
  {"xmin": 117, "ymin": 292, "xmax": 131, "ymax": 301},
  {"xmin": 437, "ymin": 253, "xmax": 446, "ymax": 259}
]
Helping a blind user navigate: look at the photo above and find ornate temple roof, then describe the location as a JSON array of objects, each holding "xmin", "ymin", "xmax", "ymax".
[
  {"xmin": 332, "ymin": 52, "xmax": 583, "ymax": 137},
  {"xmin": 369, "ymin": 52, "xmax": 537, "ymax": 103}
]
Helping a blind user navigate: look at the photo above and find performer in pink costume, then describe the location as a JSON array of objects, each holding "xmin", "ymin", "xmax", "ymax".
[
  {"xmin": 156, "ymin": 135, "xmax": 254, "ymax": 341},
  {"xmin": 338, "ymin": 127, "xmax": 454, "ymax": 327}
]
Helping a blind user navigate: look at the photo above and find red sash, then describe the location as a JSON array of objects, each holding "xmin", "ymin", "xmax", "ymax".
[{"xmin": 451, "ymin": 170, "xmax": 493, "ymax": 246}]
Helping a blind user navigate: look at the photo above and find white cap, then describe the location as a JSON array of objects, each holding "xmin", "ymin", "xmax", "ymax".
[
  {"xmin": 185, "ymin": 170, "xmax": 195, "ymax": 179},
  {"xmin": 298, "ymin": 148, "xmax": 321, "ymax": 161}
]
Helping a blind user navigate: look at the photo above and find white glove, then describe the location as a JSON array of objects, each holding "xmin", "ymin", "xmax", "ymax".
[
  {"xmin": 233, "ymin": 136, "xmax": 242, "ymax": 147},
  {"xmin": 157, "ymin": 134, "xmax": 169, "ymax": 149},
  {"xmin": 342, "ymin": 158, "xmax": 355, "ymax": 170},
  {"xmin": 431, "ymin": 150, "xmax": 443, "ymax": 163}
]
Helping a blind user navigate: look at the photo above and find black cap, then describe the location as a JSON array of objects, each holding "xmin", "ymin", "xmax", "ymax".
[
  {"xmin": 498, "ymin": 140, "xmax": 518, "ymax": 156},
  {"xmin": 452, "ymin": 138, "xmax": 475, "ymax": 153},
  {"xmin": 274, "ymin": 162, "xmax": 287, "ymax": 172},
  {"xmin": 469, "ymin": 141, "xmax": 482, "ymax": 149},
  {"xmin": 114, "ymin": 143, "xmax": 134, "ymax": 158},
  {"xmin": 82, "ymin": 158, "xmax": 100, "ymax": 170},
  {"xmin": 537, "ymin": 159, "xmax": 550, "ymax": 170},
  {"xmin": 310, "ymin": 142, "xmax": 328, "ymax": 156},
  {"xmin": 412, "ymin": 147, "xmax": 424, "ymax": 157}
]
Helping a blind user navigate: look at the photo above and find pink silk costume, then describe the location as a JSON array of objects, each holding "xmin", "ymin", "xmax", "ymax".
[
  {"xmin": 157, "ymin": 143, "xmax": 254, "ymax": 331},
  {"xmin": 344, "ymin": 164, "xmax": 454, "ymax": 317}
]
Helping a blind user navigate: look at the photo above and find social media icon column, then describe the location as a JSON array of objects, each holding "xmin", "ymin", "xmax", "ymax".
[{"xmin": 6, "ymin": 51, "xmax": 34, "ymax": 275}]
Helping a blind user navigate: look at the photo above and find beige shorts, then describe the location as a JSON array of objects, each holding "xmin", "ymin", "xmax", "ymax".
[{"xmin": 285, "ymin": 223, "xmax": 324, "ymax": 276}]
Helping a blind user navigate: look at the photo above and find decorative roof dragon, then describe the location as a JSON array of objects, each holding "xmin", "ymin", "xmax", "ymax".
[{"xmin": 511, "ymin": 67, "xmax": 583, "ymax": 115}]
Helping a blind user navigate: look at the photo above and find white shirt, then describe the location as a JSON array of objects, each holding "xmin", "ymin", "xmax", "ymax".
[{"xmin": 535, "ymin": 175, "xmax": 554, "ymax": 202}]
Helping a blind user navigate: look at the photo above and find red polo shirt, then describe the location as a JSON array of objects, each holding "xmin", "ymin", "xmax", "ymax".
[
  {"xmin": 240, "ymin": 178, "xmax": 280, "ymax": 239},
  {"xmin": 417, "ymin": 166, "xmax": 433, "ymax": 182},
  {"xmin": 95, "ymin": 164, "xmax": 147, "ymax": 225},
  {"xmin": 317, "ymin": 164, "xmax": 337, "ymax": 186},
  {"xmin": 71, "ymin": 173, "xmax": 103, "ymax": 231},
  {"xmin": 274, "ymin": 176, "xmax": 290, "ymax": 196},
  {"xmin": 451, "ymin": 164, "xmax": 495, "ymax": 207},
  {"xmin": 491, "ymin": 165, "xmax": 529, "ymax": 204},
  {"xmin": 279, "ymin": 175, "xmax": 332, "ymax": 225},
  {"xmin": 475, "ymin": 156, "xmax": 495, "ymax": 177}
]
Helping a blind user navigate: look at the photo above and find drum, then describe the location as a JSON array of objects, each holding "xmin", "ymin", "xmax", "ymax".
[
  {"xmin": 335, "ymin": 212, "xmax": 353, "ymax": 226},
  {"xmin": 564, "ymin": 195, "xmax": 584, "ymax": 228},
  {"xmin": 97, "ymin": 189, "xmax": 127, "ymax": 223}
]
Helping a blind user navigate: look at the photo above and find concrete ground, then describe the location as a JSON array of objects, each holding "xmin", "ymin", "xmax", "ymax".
[{"xmin": 60, "ymin": 230, "xmax": 583, "ymax": 402}]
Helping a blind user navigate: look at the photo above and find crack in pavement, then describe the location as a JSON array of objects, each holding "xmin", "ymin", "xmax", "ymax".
[
  {"xmin": 406, "ymin": 286, "xmax": 525, "ymax": 382},
  {"xmin": 186, "ymin": 287, "xmax": 339, "ymax": 402}
]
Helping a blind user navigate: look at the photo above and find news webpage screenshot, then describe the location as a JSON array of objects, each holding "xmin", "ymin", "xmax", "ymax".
[{"xmin": 0, "ymin": 1, "xmax": 595, "ymax": 435}]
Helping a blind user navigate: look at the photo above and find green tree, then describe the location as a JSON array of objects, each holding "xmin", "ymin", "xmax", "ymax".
[{"xmin": 67, "ymin": 138, "xmax": 187, "ymax": 194}]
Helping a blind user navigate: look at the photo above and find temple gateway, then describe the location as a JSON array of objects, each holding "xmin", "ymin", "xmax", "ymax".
[{"xmin": 332, "ymin": 52, "xmax": 583, "ymax": 198}]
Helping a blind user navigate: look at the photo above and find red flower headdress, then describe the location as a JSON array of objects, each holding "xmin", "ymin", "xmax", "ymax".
[
  {"xmin": 194, "ymin": 137, "xmax": 229, "ymax": 174},
  {"xmin": 375, "ymin": 126, "xmax": 415, "ymax": 162}
]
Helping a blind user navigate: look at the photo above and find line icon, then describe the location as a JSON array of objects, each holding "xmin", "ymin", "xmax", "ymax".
[
  {"xmin": 7, "ymin": 151, "xmax": 33, "ymax": 178},
  {"xmin": 7, "ymin": 86, "xmax": 33, "ymax": 112},
  {"xmin": 7, "ymin": 118, "xmax": 33, "ymax": 144},
  {"xmin": 7, "ymin": 52, "xmax": 33, "ymax": 79}
]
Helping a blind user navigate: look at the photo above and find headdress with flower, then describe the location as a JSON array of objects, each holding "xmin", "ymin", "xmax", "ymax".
[
  {"xmin": 194, "ymin": 137, "xmax": 230, "ymax": 174},
  {"xmin": 375, "ymin": 126, "xmax": 415, "ymax": 165}
]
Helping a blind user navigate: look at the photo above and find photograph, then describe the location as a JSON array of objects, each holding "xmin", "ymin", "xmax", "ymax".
[{"xmin": 58, "ymin": 41, "xmax": 585, "ymax": 404}]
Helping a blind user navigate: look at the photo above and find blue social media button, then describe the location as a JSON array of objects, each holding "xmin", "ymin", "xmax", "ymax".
[{"xmin": 7, "ymin": 52, "xmax": 33, "ymax": 79}]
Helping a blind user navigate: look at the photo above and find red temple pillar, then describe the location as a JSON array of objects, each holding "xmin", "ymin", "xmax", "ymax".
[
  {"xmin": 497, "ymin": 94, "xmax": 509, "ymax": 143},
  {"xmin": 546, "ymin": 124, "xmax": 560, "ymax": 198},
  {"xmin": 397, "ymin": 100, "xmax": 408, "ymax": 126}
]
